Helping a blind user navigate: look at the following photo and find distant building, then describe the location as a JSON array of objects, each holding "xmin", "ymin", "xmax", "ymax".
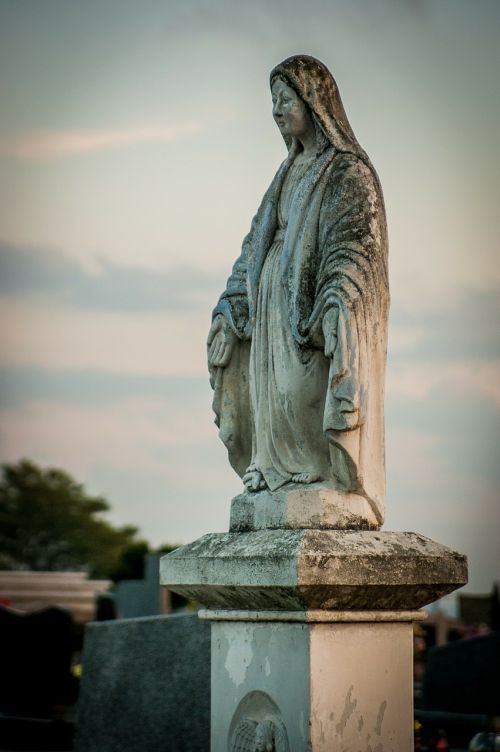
[{"xmin": 0, "ymin": 570, "xmax": 112, "ymax": 623}]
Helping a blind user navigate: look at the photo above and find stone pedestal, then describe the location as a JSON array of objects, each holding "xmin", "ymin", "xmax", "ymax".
[
  {"xmin": 205, "ymin": 610, "xmax": 419, "ymax": 751},
  {"xmin": 160, "ymin": 517, "xmax": 467, "ymax": 751}
]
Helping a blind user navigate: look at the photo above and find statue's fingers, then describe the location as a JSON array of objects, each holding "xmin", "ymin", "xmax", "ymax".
[
  {"xmin": 206, "ymin": 317, "xmax": 222, "ymax": 346},
  {"xmin": 206, "ymin": 326, "xmax": 216, "ymax": 347},
  {"xmin": 207, "ymin": 338, "xmax": 218, "ymax": 363},
  {"xmin": 212, "ymin": 338, "xmax": 225, "ymax": 365},
  {"xmin": 218, "ymin": 343, "xmax": 232, "ymax": 367},
  {"xmin": 208, "ymin": 336, "xmax": 223, "ymax": 365},
  {"xmin": 216, "ymin": 345, "xmax": 228, "ymax": 367}
]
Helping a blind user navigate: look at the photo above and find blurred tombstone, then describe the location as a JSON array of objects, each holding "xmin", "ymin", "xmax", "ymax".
[
  {"xmin": 423, "ymin": 632, "xmax": 500, "ymax": 716},
  {"xmin": 95, "ymin": 592, "xmax": 116, "ymax": 621},
  {"xmin": 114, "ymin": 552, "xmax": 168, "ymax": 619},
  {"xmin": 0, "ymin": 604, "xmax": 78, "ymax": 718},
  {"xmin": 74, "ymin": 612, "xmax": 210, "ymax": 752},
  {"xmin": 0, "ymin": 604, "xmax": 78, "ymax": 749}
]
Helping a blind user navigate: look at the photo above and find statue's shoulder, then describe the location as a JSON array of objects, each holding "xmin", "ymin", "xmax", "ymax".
[
  {"xmin": 328, "ymin": 150, "xmax": 380, "ymax": 196},
  {"xmin": 331, "ymin": 150, "xmax": 372, "ymax": 178}
]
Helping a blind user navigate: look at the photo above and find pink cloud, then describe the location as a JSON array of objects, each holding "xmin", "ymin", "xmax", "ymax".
[
  {"xmin": 387, "ymin": 360, "xmax": 500, "ymax": 405},
  {"xmin": 0, "ymin": 299, "xmax": 208, "ymax": 376},
  {"xmin": 0, "ymin": 395, "xmax": 238, "ymax": 543},
  {"xmin": 388, "ymin": 324, "xmax": 425, "ymax": 353},
  {"xmin": 0, "ymin": 124, "xmax": 201, "ymax": 159},
  {"xmin": 0, "ymin": 396, "xmax": 216, "ymax": 480}
]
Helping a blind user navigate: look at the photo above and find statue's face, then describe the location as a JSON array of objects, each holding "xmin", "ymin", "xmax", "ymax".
[{"xmin": 271, "ymin": 78, "xmax": 313, "ymax": 141}]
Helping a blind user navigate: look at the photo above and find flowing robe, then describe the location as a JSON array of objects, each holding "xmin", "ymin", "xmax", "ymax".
[{"xmin": 211, "ymin": 145, "xmax": 389, "ymax": 522}]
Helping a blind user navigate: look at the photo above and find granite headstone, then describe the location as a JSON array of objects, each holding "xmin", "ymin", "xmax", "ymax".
[{"xmin": 74, "ymin": 613, "xmax": 210, "ymax": 752}]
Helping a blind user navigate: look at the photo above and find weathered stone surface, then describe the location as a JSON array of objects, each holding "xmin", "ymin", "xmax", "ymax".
[
  {"xmin": 160, "ymin": 530, "xmax": 467, "ymax": 611},
  {"xmin": 207, "ymin": 54, "xmax": 389, "ymax": 525},
  {"xmin": 74, "ymin": 614, "xmax": 210, "ymax": 752},
  {"xmin": 200, "ymin": 608, "xmax": 427, "ymax": 622},
  {"xmin": 210, "ymin": 619, "xmax": 415, "ymax": 751},
  {"xmin": 230, "ymin": 482, "xmax": 381, "ymax": 532}
]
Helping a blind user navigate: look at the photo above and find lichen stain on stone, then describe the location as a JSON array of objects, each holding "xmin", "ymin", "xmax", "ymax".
[
  {"xmin": 223, "ymin": 631, "xmax": 254, "ymax": 688},
  {"xmin": 375, "ymin": 699, "xmax": 387, "ymax": 735},
  {"xmin": 365, "ymin": 734, "xmax": 384, "ymax": 752},
  {"xmin": 335, "ymin": 684, "xmax": 357, "ymax": 735}
]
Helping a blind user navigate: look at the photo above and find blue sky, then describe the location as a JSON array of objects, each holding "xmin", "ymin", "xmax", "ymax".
[{"xmin": 0, "ymin": 0, "xmax": 499, "ymax": 593}]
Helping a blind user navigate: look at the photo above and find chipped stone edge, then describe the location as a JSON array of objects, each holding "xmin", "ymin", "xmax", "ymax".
[{"xmin": 198, "ymin": 609, "xmax": 428, "ymax": 623}]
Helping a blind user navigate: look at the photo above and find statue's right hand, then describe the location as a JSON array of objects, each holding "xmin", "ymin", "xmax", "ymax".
[{"xmin": 207, "ymin": 315, "xmax": 237, "ymax": 369}]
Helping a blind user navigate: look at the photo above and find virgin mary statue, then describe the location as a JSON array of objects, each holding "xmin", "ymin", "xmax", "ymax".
[{"xmin": 207, "ymin": 55, "xmax": 389, "ymax": 526}]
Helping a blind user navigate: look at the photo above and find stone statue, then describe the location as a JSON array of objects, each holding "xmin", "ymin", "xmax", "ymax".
[{"xmin": 207, "ymin": 55, "xmax": 389, "ymax": 527}]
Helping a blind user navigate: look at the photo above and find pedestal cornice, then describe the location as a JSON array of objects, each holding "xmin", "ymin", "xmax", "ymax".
[{"xmin": 160, "ymin": 529, "xmax": 467, "ymax": 612}]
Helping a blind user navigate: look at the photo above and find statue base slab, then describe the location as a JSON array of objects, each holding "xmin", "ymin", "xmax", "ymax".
[
  {"xmin": 229, "ymin": 482, "xmax": 381, "ymax": 532},
  {"xmin": 160, "ymin": 529, "xmax": 467, "ymax": 611}
]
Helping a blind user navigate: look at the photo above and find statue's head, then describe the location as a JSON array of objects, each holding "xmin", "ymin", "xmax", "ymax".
[
  {"xmin": 271, "ymin": 74, "xmax": 327, "ymax": 156},
  {"xmin": 271, "ymin": 77, "xmax": 314, "ymax": 142},
  {"xmin": 270, "ymin": 54, "xmax": 365, "ymax": 161}
]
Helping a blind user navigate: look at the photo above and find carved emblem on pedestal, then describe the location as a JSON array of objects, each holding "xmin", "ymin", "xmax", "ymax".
[{"xmin": 228, "ymin": 691, "xmax": 289, "ymax": 752}]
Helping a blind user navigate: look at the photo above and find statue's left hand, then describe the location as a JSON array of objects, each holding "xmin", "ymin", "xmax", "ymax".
[{"xmin": 207, "ymin": 315, "xmax": 238, "ymax": 368}]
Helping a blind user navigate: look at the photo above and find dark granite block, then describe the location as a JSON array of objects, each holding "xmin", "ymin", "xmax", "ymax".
[{"xmin": 74, "ymin": 613, "xmax": 210, "ymax": 752}]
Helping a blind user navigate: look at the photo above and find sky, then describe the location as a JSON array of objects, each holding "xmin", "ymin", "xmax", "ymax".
[{"xmin": 0, "ymin": 0, "xmax": 499, "ymax": 594}]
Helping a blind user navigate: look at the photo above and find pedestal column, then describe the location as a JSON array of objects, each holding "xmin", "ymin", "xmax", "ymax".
[
  {"xmin": 205, "ymin": 609, "xmax": 422, "ymax": 751},
  {"xmin": 160, "ymin": 488, "xmax": 467, "ymax": 751}
]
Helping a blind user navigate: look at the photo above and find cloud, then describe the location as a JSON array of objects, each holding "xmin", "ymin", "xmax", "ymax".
[
  {"xmin": 385, "ymin": 288, "xmax": 500, "ymax": 415},
  {"xmin": 0, "ymin": 389, "xmax": 238, "ymax": 513},
  {"xmin": 388, "ymin": 289, "xmax": 500, "ymax": 362},
  {"xmin": 0, "ymin": 243, "xmax": 223, "ymax": 313},
  {"xmin": 387, "ymin": 359, "xmax": 500, "ymax": 405},
  {"xmin": 0, "ymin": 366, "xmax": 208, "ymax": 409},
  {"xmin": 0, "ymin": 124, "xmax": 202, "ymax": 160},
  {"xmin": 0, "ymin": 243, "xmax": 218, "ymax": 378},
  {"xmin": 388, "ymin": 325, "xmax": 425, "ymax": 353},
  {"xmin": 0, "ymin": 394, "xmax": 239, "ymax": 543},
  {"xmin": 0, "ymin": 298, "xmax": 209, "ymax": 376},
  {"xmin": 385, "ymin": 424, "xmax": 499, "ymax": 592}
]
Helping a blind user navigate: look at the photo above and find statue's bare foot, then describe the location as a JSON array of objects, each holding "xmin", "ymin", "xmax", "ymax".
[
  {"xmin": 243, "ymin": 465, "xmax": 267, "ymax": 492},
  {"xmin": 291, "ymin": 472, "xmax": 321, "ymax": 484}
]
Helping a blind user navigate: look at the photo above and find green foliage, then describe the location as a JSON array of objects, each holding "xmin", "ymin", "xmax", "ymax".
[
  {"xmin": 110, "ymin": 540, "xmax": 151, "ymax": 582},
  {"xmin": 156, "ymin": 543, "xmax": 180, "ymax": 555},
  {"xmin": 0, "ymin": 459, "xmax": 142, "ymax": 578}
]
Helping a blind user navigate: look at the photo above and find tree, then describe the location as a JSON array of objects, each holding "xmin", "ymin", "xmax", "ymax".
[
  {"xmin": 0, "ymin": 459, "xmax": 145, "ymax": 578},
  {"xmin": 109, "ymin": 540, "xmax": 151, "ymax": 581}
]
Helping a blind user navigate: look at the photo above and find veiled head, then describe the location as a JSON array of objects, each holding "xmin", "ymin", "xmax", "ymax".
[{"xmin": 270, "ymin": 54, "xmax": 365, "ymax": 161}]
